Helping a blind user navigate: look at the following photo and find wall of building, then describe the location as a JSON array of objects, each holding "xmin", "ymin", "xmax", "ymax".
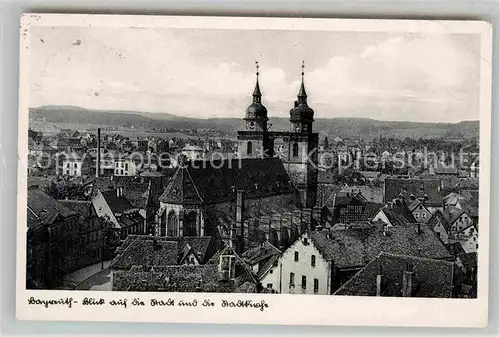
[{"xmin": 279, "ymin": 232, "xmax": 330, "ymax": 295}]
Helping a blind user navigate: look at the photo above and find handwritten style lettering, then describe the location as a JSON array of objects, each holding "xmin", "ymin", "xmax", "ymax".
[
  {"xmin": 27, "ymin": 297, "xmax": 75, "ymax": 309},
  {"xmin": 220, "ymin": 300, "xmax": 269, "ymax": 312}
]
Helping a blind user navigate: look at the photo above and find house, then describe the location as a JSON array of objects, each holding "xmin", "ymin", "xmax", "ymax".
[
  {"xmin": 371, "ymin": 199, "xmax": 416, "ymax": 227},
  {"xmin": 91, "ymin": 188, "xmax": 145, "ymax": 240},
  {"xmin": 340, "ymin": 185, "xmax": 384, "ymax": 203},
  {"xmin": 111, "ymin": 245, "xmax": 268, "ymax": 293},
  {"xmin": 59, "ymin": 200, "xmax": 106, "ymax": 266},
  {"xmin": 278, "ymin": 223, "xmax": 452, "ymax": 295},
  {"xmin": 330, "ymin": 193, "xmax": 384, "ymax": 228},
  {"xmin": 26, "ymin": 188, "xmax": 80, "ymax": 288},
  {"xmin": 407, "ymin": 198, "xmax": 432, "ymax": 223},
  {"xmin": 111, "ymin": 235, "xmax": 216, "ymax": 269},
  {"xmin": 181, "ymin": 144, "xmax": 204, "ymax": 161},
  {"xmin": 57, "ymin": 152, "xmax": 92, "ymax": 176},
  {"xmin": 455, "ymin": 224, "xmax": 478, "ymax": 253},
  {"xmin": 241, "ymin": 241, "xmax": 281, "ymax": 293},
  {"xmin": 470, "ymin": 160, "xmax": 479, "ymax": 179},
  {"xmin": 443, "ymin": 207, "xmax": 474, "ymax": 233},
  {"xmin": 333, "ymin": 253, "xmax": 457, "ymax": 298},
  {"xmin": 384, "ymin": 178, "xmax": 444, "ymax": 213},
  {"xmin": 426, "ymin": 210, "xmax": 452, "ymax": 243},
  {"xmin": 114, "ymin": 157, "xmax": 137, "ymax": 176}
]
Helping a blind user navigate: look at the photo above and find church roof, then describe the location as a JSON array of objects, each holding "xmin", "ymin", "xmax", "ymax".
[{"xmin": 159, "ymin": 158, "xmax": 296, "ymax": 205}]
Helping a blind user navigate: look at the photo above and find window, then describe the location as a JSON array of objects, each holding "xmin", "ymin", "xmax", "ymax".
[
  {"xmin": 436, "ymin": 232, "xmax": 441, "ymax": 239},
  {"xmin": 125, "ymin": 163, "xmax": 128, "ymax": 170},
  {"xmin": 66, "ymin": 170, "xmax": 69, "ymax": 175},
  {"xmin": 302, "ymin": 276, "xmax": 307, "ymax": 289},
  {"xmin": 289, "ymin": 272, "xmax": 295, "ymax": 286},
  {"xmin": 246, "ymin": 141, "xmax": 253, "ymax": 156},
  {"xmin": 314, "ymin": 278, "xmax": 319, "ymax": 293},
  {"xmin": 294, "ymin": 251, "xmax": 299, "ymax": 262},
  {"xmin": 74, "ymin": 163, "xmax": 77, "ymax": 168},
  {"xmin": 415, "ymin": 213, "xmax": 419, "ymax": 219},
  {"xmin": 292, "ymin": 143, "xmax": 299, "ymax": 157},
  {"xmin": 266, "ymin": 283, "xmax": 273, "ymax": 289},
  {"xmin": 67, "ymin": 163, "xmax": 70, "ymax": 168},
  {"xmin": 269, "ymin": 269, "xmax": 273, "ymax": 274},
  {"xmin": 120, "ymin": 169, "xmax": 124, "ymax": 175},
  {"xmin": 476, "ymin": 244, "xmax": 478, "ymax": 249},
  {"xmin": 423, "ymin": 213, "xmax": 427, "ymax": 218},
  {"xmin": 311, "ymin": 255, "xmax": 316, "ymax": 267},
  {"xmin": 219, "ymin": 255, "xmax": 236, "ymax": 280}
]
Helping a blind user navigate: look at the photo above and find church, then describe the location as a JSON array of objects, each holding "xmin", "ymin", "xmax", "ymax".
[{"xmin": 155, "ymin": 62, "xmax": 320, "ymax": 254}]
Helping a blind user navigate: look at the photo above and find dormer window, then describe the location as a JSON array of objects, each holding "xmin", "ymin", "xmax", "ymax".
[{"xmin": 219, "ymin": 255, "xmax": 236, "ymax": 281}]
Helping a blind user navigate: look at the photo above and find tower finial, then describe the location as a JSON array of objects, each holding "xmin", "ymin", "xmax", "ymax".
[
  {"xmin": 255, "ymin": 60, "xmax": 259, "ymax": 78},
  {"xmin": 301, "ymin": 60, "xmax": 305, "ymax": 79}
]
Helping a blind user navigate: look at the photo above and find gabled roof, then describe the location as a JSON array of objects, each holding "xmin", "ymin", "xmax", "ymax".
[
  {"xmin": 27, "ymin": 188, "xmax": 78, "ymax": 230},
  {"xmin": 159, "ymin": 158, "xmax": 295, "ymax": 205},
  {"xmin": 378, "ymin": 200, "xmax": 417, "ymax": 226},
  {"xmin": 59, "ymin": 200, "xmax": 94, "ymax": 219},
  {"xmin": 241, "ymin": 241, "xmax": 281, "ymax": 266},
  {"xmin": 427, "ymin": 210, "xmax": 451, "ymax": 232},
  {"xmin": 384, "ymin": 178, "xmax": 443, "ymax": 206},
  {"xmin": 101, "ymin": 189, "xmax": 136, "ymax": 214},
  {"xmin": 115, "ymin": 235, "xmax": 215, "ymax": 264},
  {"xmin": 109, "ymin": 238, "xmax": 179, "ymax": 270},
  {"xmin": 112, "ymin": 245, "xmax": 258, "ymax": 293},
  {"xmin": 334, "ymin": 253, "xmax": 455, "ymax": 298},
  {"xmin": 309, "ymin": 224, "xmax": 452, "ymax": 269}
]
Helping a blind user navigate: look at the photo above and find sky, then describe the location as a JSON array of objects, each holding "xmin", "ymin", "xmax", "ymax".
[{"xmin": 29, "ymin": 27, "xmax": 481, "ymax": 123}]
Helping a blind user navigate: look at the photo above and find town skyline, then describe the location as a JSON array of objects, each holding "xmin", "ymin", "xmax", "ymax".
[{"xmin": 30, "ymin": 27, "xmax": 480, "ymax": 123}]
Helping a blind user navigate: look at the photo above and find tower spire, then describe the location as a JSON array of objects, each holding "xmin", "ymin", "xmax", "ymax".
[
  {"xmin": 252, "ymin": 61, "xmax": 262, "ymax": 101},
  {"xmin": 298, "ymin": 60, "xmax": 307, "ymax": 100}
]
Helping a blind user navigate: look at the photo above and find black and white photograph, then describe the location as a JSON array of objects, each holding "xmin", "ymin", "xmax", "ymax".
[{"xmin": 16, "ymin": 14, "xmax": 492, "ymax": 327}]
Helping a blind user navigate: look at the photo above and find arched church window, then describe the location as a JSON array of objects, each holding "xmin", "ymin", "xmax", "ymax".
[
  {"xmin": 184, "ymin": 211, "xmax": 197, "ymax": 237},
  {"xmin": 247, "ymin": 141, "xmax": 253, "ymax": 155},
  {"xmin": 292, "ymin": 143, "xmax": 299, "ymax": 158},
  {"xmin": 160, "ymin": 211, "xmax": 167, "ymax": 236},
  {"xmin": 167, "ymin": 211, "xmax": 178, "ymax": 237}
]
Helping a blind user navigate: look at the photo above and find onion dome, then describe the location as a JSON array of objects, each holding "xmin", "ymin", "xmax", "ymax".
[{"xmin": 245, "ymin": 62, "xmax": 268, "ymax": 121}]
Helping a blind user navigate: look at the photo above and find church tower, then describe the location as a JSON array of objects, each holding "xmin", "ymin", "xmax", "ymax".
[
  {"xmin": 237, "ymin": 62, "xmax": 273, "ymax": 158},
  {"xmin": 281, "ymin": 61, "xmax": 319, "ymax": 208}
]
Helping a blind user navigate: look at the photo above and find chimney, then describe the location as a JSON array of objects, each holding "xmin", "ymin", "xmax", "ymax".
[
  {"xmin": 402, "ymin": 263, "xmax": 414, "ymax": 297},
  {"xmin": 96, "ymin": 128, "xmax": 101, "ymax": 178},
  {"xmin": 259, "ymin": 244, "xmax": 265, "ymax": 257},
  {"xmin": 116, "ymin": 188, "xmax": 120, "ymax": 198},
  {"xmin": 376, "ymin": 265, "xmax": 383, "ymax": 296},
  {"xmin": 236, "ymin": 190, "xmax": 244, "ymax": 254},
  {"xmin": 416, "ymin": 222, "xmax": 421, "ymax": 235}
]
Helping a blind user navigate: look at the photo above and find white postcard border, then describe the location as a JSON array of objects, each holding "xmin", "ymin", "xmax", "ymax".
[{"xmin": 16, "ymin": 14, "xmax": 493, "ymax": 328}]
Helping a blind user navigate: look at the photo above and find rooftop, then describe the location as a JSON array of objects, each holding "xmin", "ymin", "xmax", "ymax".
[{"xmin": 334, "ymin": 253, "xmax": 455, "ymax": 298}]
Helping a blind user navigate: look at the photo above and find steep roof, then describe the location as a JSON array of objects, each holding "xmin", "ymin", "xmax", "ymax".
[
  {"xmin": 241, "ymin": 241, "xmax": 281, "ymax": 266},
  {"xmin": 27, "ymin": 188, "xmax": 78, "ymax": 230},
  {"xmin": 115, "ymin": 235, "xmax": 215, "ymax": 264},
  {"xmin": 159, "ymin": 158, "xmax": 295, "ymax": 205},
  {"xmin": 109, "ymin": 238, "xmax": 179, "ymax": 270},
  {"xmin": 334, "ymin": 253, "xmax": 455, "ymax": 298},
  {"xmin": 112, "ymin": 245, "xmax": 258, "ymax": 292},
  {"xmin": 101, "ymin": 189, "xmax": 137, "ymax": 214},
  {"xmin": 379, "ymin": 200, "xmax": 417, "ymax": 226},
  {"xmin": 427, "ymin": 210, "xmax": 452, "ymax": 232},
  {"xmin": 309, "ymin": 224, "xmax": 452, "ymax": 269},
  {"xmin": 59, "ymin": 200, "xmax": 93, "ymax": 219},
  {"xmin": 384, "ymin": 178, "xmax": 443, "ymax": 206}
]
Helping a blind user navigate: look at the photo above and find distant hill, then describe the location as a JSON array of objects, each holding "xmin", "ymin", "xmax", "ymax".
[{"xmin": 29, "ymin": 106, "xmax": 480, "ymax": 140}]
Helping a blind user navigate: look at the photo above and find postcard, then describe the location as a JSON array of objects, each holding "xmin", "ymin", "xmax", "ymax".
[{"xmin": 17, "ymin": 13, "xmax": 492, "ymax": 327}]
